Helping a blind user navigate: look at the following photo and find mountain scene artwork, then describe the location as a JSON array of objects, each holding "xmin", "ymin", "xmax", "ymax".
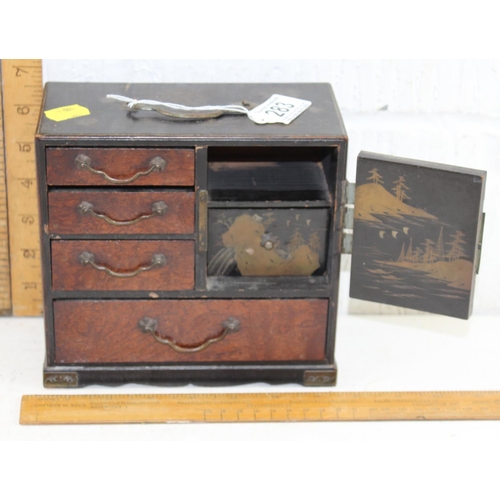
[
  {"xmin": 350, "ymin": 152, "xmax": 486, "ymax": 319},
  {"xmin": 208, "ymin": 208, "xmax": 329, "ymax": 277}
]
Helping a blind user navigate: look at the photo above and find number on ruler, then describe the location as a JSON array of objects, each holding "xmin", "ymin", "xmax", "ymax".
[
  {"xmin": 19, "ymin": 178, "xmax": 35, "ymax": 189},
  {"xmin": 22, "ymin": 249, "xmax": 37, "ymax": 259},
  {"xmin": 21, "ymin": 214, "xmax": 35, "ymax": 225},
  {"xmin": 14, "ymin": 66, "xmax": 28, "ymax": 77},
  {"xmin": 16, "ymin": 142, "xmax": 32, "ymax": 153},
  {"xmin": 17, "ymin": 105, "xmax": 30, "ymax": 115}
]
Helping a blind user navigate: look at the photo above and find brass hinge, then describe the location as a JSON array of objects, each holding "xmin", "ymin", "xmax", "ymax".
[
  {"xmin": 341, "ymin": 181, "xmax": 355, "ymax": 254},
  {"xmin": 198, "ymin": 190, "xmax": 208, "ymax": 252}
]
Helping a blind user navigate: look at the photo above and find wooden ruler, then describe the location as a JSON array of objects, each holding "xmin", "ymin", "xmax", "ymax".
[
  {"xmin": 0, "ymin": 64, "xmax": 12, "ymax": 314},
  {"xmin": 20, "ymin": 391, "xmax": 500, "ymax": 424},
  {"xmin": 1, "ymin": 59, "xmax": 43, "ymax": 316}
]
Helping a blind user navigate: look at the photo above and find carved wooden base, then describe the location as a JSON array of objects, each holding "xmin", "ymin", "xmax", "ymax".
[{"xmin": 43, "ymin": 362, "xmax": 338, "ymax": 388}]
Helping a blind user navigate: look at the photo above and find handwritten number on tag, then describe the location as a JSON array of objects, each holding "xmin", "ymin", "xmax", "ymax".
[
  {"xmin": 248, "ymin": 94, "xmax": 311, "ymax": 125},
  {"xmin": 265, "ymin": 102, "xmax": 295, "ymax": 117}
]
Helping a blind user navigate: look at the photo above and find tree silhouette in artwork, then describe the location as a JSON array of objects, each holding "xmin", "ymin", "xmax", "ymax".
[
  {"xmin": 308, "ymin": 232, "xmax": 322, "ymax": 254},
  {"xmin": 397, "ymin": 243, "xmax": 406, "ymax": 263},
  {"xmin": 422, "ymin": 238, "xmax": 436, "ymax": 264},
  {"xmin": 262, "ymin": 212, "xmax": 276, "ymax": 229},
  {"xmin": 446, "ymin": 230, "xmax": 467, "ymax": 261},
  {"xmin": 288, "ymin": 227, "xmax": 305, "ymax": 251},
  {"xmin": 405, "ymin": 238, "xmax": 413, "ymax": 262},
  {"xmin": 434, "ymin": 227, "xmax": 445, "ymax": 261},
  {"xmin": 411, "ymin": 247, "xmax": 423, "ymax": 264},
  {"xmin": 366, "ymin": 168, "xmax": 384, "ymax": 185},
  {"xmin": 216, "ymin": 213, "xmax": 233, "ymax": 229},
  {"xmin": 392, "ymin": 176, "xmax": 411, "ymax": 203}
]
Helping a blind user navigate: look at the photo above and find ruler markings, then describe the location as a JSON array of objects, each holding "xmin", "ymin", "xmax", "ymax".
[
  {"xmin": 2, "ymin": 59, "xmax": 42, "ymax": 316},
  {"xmin": 0, "ymin": 63, "xmax": 12, "ymax": 313},
  {"xmin": 19, "ymin": 391, "xmax": 500, "ymax": 425}
]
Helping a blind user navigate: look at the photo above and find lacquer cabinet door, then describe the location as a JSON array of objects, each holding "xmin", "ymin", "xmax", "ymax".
[{"xmin": 350, "ymin": 151, "xmax": 486, "ymax": 319}]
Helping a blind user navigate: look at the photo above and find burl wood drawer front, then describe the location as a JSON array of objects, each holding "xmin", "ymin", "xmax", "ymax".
[
  {"xmin": 54, "ymin": 299, "xmax": 328, "ymax": 364},
  {"xmin": 46, "ymin": 148, "xmax": 194, "ymax": 186},
  {"xmin": 48, "ymin": 191, "xmax": 194, "ymax": 235},
  {"xmin": 52, "ymin": 240, "xmax": 194, "ymax": 291}
]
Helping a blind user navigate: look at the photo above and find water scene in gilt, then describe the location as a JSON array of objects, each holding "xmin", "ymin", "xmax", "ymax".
[{"xmin": 350, "ymin": 161, "xmax": 482, "ymax": 318}]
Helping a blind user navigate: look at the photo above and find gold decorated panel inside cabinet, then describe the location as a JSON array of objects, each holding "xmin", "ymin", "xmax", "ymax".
[
  {"xmin": 53, "ymin": 299, "xmax": 329, "ymax": 364},
  {"xmin": 208, "ymin": 209, "xmax": 330, "ymax": 277}
]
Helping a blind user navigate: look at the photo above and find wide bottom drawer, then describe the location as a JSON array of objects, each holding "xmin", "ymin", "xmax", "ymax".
[{"xmin": 53, "ymin": 299, "xmax": 328, "ymax": 364}]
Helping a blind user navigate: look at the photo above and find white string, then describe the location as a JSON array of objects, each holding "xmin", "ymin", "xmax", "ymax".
[{"xmin": 106, "ymin": 94, "xmax": 250, "ymax": 115}]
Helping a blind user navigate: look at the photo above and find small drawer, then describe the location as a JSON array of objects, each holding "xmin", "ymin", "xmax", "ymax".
[
  {"xmin": 52, "ymin": 240, "xmax": 194, "ymax": 291},
  {"xmin": 53, "ymin": 299, "xmax": 328, "ymax": 364},
  {"xmin": 47, "ymin": 148, "xmax": 194, "ymax": 186},
  {"xmin": 48, "ymin": 191, "xmax": 194, "ymax": 236}
]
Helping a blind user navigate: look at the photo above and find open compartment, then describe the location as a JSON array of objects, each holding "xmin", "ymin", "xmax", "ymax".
[{"xmin": 208, "ymin": 147, "xmax": 337, "ymax": 203}]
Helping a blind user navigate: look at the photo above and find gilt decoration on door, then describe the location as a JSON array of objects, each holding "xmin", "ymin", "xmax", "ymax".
[{"xmin": 350, "ymin": 153, "xmax": 485, "ymax": 319}]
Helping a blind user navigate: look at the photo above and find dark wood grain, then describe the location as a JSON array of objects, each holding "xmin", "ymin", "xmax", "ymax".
[
  {"xmin": 51, "ymin": 240, "xmax": 195, "ymax": 291},
  {"xmin": 54, "ymin": 299, "xmax": 328, "ymax": 363},
  {"xmin": 48, "ymin": 191, "xmax": 195, "ymax": 235},
  {"xmin": 47, "ymin": 148, "xmax": 194, "ymax": 186},
  {"xmin": 36, "ymin": 82, "xmax": 349, "ymax": 387},
  {"xmin": 37, "ymin": 83, "xmax": 348, "ymax": 141}
]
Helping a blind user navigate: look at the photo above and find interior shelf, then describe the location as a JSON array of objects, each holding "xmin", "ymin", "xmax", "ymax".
[{"xmin": 208, "ymin": 147, "xmax": 336, "ymax": 203}]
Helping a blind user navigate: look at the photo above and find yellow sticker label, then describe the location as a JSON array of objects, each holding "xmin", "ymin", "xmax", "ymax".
[{"xmin": 44, "ymin": 104, "xmax": 90, "ymax": 122}]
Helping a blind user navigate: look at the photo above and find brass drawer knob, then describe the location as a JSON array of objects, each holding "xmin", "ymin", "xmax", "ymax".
[
  {"xmin": 138, "ymin": 316, "xmax": 241, "ymax": 353},
  {"xmin": 78, "ymin": 200, "xmax": 168, "ymax": 226},
  {"xmin": 79, "ymin": 252, "xmax": 167, "ymax": 278},
  {"xmin": 74, "ymin": 154, "xmax": 167, "ymax": 184}
]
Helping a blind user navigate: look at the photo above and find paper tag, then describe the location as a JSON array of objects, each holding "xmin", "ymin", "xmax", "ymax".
[
  {"xmin": 44, "ymin": 104, "xmax": 90, "ymax": 122},
  {"xmin": 248, "ymin": 94, "xmax": 311, "ymax": 125}
]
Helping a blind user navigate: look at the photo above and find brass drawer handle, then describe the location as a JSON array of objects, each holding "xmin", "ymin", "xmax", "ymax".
[
  {"xmin": 75, "ymin": 154, "xmax": 167, "ymax": 184},
  {"xmin": 138, "ymin": 316, "xmax": 241, "ymax": 353},
  {"xmin": 79, "ymin": 252, "xmax": 167, "ymax": 278},
  {"xmin": 78, "ymin": 201, "xmax": 168, "ymax": 226}
]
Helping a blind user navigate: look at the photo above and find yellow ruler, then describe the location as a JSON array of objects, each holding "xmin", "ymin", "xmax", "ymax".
[
  {"xmin": 0, "ymin": 65, "xmax": 12, "ymax": 314},
  {"xmin": 20, "ymin": 391, "xmax": 500, "ymax": 425},
  {"xmin": 1, "ymin": 59, "xmax": 43, "ymax": 316}
]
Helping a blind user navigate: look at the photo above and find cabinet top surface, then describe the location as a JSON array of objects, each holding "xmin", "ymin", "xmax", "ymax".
[{"xmin": 37, "ymin": 82, "xmax": 347, "ymax": 141}]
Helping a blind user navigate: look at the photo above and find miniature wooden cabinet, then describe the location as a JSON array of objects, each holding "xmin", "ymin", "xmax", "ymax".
[{"xmin": 36, "ymin": 83, "xmax": 486, "ymax": 388}]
